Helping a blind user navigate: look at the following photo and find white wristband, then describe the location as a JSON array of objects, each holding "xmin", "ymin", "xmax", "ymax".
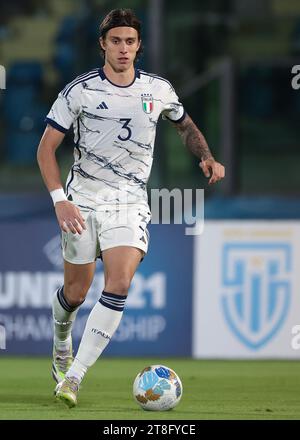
[{"xmin": 50, "ymin": 188, "xmax": 68, "ymax": 206}]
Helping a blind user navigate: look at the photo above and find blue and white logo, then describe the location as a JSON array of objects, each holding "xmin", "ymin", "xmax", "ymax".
[{"xmin": 221, "ymin": 243, "xmax": 291, "ymax": 350}]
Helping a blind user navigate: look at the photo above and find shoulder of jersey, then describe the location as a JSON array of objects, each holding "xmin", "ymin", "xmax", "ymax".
[
  {"xmin": 138, "ymin": 70, "xmax": 175, "ymax": 91},
  {"xmin": 61, "ymin": 68, "xmax": 100, "ymax": 97}
]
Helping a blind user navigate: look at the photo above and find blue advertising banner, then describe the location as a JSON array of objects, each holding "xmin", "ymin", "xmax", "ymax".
[{"xmin": 0, "ymin": 219, "xmax": 193, "ymax": 356}]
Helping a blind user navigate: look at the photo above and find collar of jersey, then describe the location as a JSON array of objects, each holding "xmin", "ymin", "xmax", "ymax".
[{"xmin": 98, "ymin": 67, "xmax": 140, "ymax": 88}]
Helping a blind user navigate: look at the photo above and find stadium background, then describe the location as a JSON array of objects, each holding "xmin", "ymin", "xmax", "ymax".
[{"xmin": 1, "ymin": 0, "xmax": 300, "ymax": 420}]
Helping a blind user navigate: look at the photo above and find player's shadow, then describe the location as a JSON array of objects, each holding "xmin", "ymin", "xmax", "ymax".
[{"xmin": 0, "ymin": 393, "xmax": 56, "ymax": 406}]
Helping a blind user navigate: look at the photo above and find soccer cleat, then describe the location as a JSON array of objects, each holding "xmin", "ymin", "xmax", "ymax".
[
  {"xmin": 55, "ymin": 376, "xmax": 80, "ymax": 408},
  {"xmin": 52, "ymin": 343, "xmax": 73, "ymax": 384}
]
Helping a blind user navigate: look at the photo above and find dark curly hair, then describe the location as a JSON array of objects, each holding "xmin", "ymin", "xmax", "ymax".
[{"xmin": 99, "ymin": 9, "xmax": 143, "ymax": 59}]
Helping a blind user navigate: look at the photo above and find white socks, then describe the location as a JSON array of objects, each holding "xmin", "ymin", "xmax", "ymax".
[
  {"xmin": 52, "ymin": 286, "xmax": 83, "ymax": 351},
  {"xmin": 66, "ymin": 291, "xmax": 126, "ymax": 383}
]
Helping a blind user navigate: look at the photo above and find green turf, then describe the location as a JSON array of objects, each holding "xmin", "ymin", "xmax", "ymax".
[{"xmin": 0, "ymin": 357, "xmax": 300, "ymax": 420}]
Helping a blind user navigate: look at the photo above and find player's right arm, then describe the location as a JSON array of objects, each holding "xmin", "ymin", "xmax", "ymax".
[{"xmin": 37, "ymin": 125, "xmax": 86, "ymax": 235}]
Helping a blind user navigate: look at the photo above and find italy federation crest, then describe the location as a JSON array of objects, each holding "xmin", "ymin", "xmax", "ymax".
[{"xmin": 141, "ymin": 94, "xmax": 153, "ymax": 114}]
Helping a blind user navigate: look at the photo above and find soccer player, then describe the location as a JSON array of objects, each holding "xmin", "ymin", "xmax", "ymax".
[{"xmin": 37, "ymin": 8, "xmax": 225, "ymax": 408}]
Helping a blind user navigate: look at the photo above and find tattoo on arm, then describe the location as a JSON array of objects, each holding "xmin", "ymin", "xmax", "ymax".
[{"xmin": 174, "ymin": 114, "xmax": 214, "ymax": 161}]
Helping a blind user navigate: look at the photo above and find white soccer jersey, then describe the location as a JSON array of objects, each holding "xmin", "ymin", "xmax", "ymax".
[{"xmin": 46, "ymin": 68, "xmax": 185, "ymax": 210}]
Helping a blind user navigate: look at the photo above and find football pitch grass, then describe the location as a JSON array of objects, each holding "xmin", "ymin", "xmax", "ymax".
[{"xmin": 0, "ymin": 357, "xmax": 300, "ymax": 420}]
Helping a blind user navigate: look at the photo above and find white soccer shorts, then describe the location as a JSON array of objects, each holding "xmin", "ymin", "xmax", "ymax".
[{"xmin": 62, "ymin": 205, "xmax": 151, "ymax": 264}]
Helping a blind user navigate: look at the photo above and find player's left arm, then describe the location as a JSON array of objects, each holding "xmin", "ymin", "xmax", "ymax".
[{"xmin": 173, "ymin": 113, "xmax": 225, "ymax": 184}]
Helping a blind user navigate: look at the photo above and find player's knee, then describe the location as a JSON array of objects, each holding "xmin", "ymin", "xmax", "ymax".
[
  {"xmin": 64, "ymin": 281, "xmax": 88, "ymax": 306},
  {"xmin": 105, "ymin": 276, "xmax": 132, "ymax": 295}
]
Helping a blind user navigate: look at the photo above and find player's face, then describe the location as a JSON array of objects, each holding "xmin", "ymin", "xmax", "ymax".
[{"xmin": 100, "ymin": 27, "xmax": 141, "ymax": 72}]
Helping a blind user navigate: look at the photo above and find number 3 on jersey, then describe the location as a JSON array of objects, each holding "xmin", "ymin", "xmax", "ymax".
[{"xmin": 118, "ymin": 118, "xmax": 132, "ymax": 141}]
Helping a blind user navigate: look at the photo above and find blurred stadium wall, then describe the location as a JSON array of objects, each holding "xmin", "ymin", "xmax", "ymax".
[{"xmin": 0, "ymin": 0, "xmax": 300, "ymax": 358}]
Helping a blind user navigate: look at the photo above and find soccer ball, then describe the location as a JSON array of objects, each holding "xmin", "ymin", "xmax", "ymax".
[{"xmin": 133, "ymin": 365, "xmax": 183, "ymax": 411}]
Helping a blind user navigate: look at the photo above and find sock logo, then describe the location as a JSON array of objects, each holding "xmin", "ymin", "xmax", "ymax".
[
  {"xmin": 54, "ymin": 319, "xmax": 73, "ymax": 326},
  {"xmin": 91, "ymin": 328, "xmax": 111, "ymax": 339}
]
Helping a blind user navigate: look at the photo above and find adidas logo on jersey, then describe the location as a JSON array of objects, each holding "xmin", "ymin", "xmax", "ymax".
[{"xmin": 96, "ymin": 101, "xmax": 108, "ymax": 109}]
